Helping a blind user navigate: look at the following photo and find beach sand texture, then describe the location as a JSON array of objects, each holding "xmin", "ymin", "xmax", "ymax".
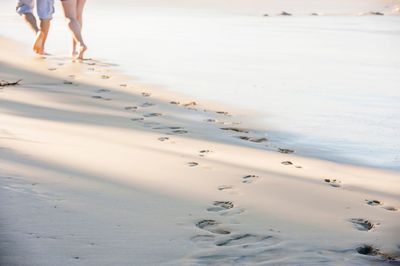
[
  {"xmin": 1, "ymin": 0, "xmax": 400, "ymax": 264},
  {"xmin": 1, "ymin": 0, "xmax": 400, "ymax": 169},
  {"xmin": 1, "ymin": 36, "xmax": 399, "ymax": 265}
]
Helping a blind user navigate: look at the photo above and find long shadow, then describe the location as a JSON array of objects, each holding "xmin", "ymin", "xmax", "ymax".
[
  {"xmin": 0, "ymin": 61, "xmax": 275, "ymax": 149},
  {"xmin": 3, "ymin": 147, "xmax": 395, "ymax": 266},
  {"xmin": 1, "ymin": 144, "xmax": 398, "ymax": 200},
  {"xmin": 1, "ymin": 61, "xmax": 399, "ymax": 173}
]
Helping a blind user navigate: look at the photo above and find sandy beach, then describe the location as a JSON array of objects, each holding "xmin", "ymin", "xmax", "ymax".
[
  {"xmin": 1, "ymin": 0, "xmax": 400, "ymax": 169},
  {"xmin": 1, "ymin": 0, "xmax": 400, "ymax": 265}
]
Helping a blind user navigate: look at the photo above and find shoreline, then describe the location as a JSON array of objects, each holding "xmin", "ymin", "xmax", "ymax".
[
  {"xmin": 86, "ymin": 13, "xmax": 400, "ymax": 171},
  {"xmin": 3, "ymin": 36, "xmax": 400, "ymax": 172}
]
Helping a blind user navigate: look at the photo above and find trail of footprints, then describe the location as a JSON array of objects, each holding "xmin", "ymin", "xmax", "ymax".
[
  {"xmin": 189, "ymin": 173, "xmax": 279, "ymax": 263},
  {"xmin": 323, "ymin": 177, "xmax": 398, "ymax": 212},
  {"xmin": 110, "ymin": 82, "xmax": 275, "ymax": 147},
  {"xmin": 242, "ymin": 174, "xmax": 260, "ymax": 184},
  {"xmin": 121, "ymin": 91, "xmax": 194, "ymax": 135},
  {"xmin": 189, "ymin": 172, "xmax": 399, "ymax": 263},
  {"xmin": 207, "ymin": 201, "xmax": 234, "ymax": 212},
  {"xmin": 187, "ymin": 154, "xmax": 399, "ymax": 263},
  {"xmin": 323, "ymin": 176, "xmax": 399, "ymax": 261},
  {"xmin": 65, "ymin": 62, "xmax": 399, "ymax": 263},
  {"xmin": 59, "ymin": 60, "xmax": 280, "ymax": 154}
]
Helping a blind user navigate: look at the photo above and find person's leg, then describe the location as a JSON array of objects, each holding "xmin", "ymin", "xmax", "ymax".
[
  {"xmin": 34, "ymin": 0, "xmax": 54, "ymax": 55},
  {"xmin": 76, "ymin": 0, "xmax": 86, "ymax": 24},
  {"xmin": 16, "ymin": 0, "xmax": 39, "ymax": 33},
  {"xmin": 61, "ymin": 0, "xmax": 87, "ymax": 59},
  {"xmin": 22, "ymin": 13, "xmax": 40, "ymax": 33},
  {"xmin": 34, "ymin": 19, "xmax": 50, "ymax": 54},
  {"xmin": 72, "ymin": 0, "xmax": 86, "ymax": 55}
]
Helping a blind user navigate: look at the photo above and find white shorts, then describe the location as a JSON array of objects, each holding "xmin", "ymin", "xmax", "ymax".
[{"xmin": 16, "ymin": 0, "xmax": 55, "ymax": 20}]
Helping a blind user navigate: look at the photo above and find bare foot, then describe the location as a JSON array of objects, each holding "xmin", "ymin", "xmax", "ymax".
[
  {"xmin": 77, "ymin": 44, "xmax": 87, "ymax": 60},
  {"xmin": 33, "ymin": 31, "xmax": 45, "ymax": 55}
]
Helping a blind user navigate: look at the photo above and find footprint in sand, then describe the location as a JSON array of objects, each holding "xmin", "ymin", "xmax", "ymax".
[
  {"xmin": 153, "ymin": 127, "xmax": 187, "ymax": 134},
  {"xmin": 183, "ymin": 101, "xmax": 197, "ymax": 107},
  {"xmin": 169, "ymin": 126, "xmax": 183, "ymax": 130},
  {"xmin": 170, "ymin": 129, "xmax": 188, "ymax": 135},
  {"xmin": 143, "ymin": 113, "xmax": 162, "ymax": 118},
  {"xmin": 199, "ymin": 150, "xmax": 212, "ymax": 157},
  {"xmin": 220, "ymin": 127, "xmax": 249, "ymax": 133},
  {"xmin": 278, "ymin": 148, "xmax": 295, "ymax": 154},
  {"xmin": 153, "ymin": 126, "xmax": 182, "ymax": 130},
  {"xmin": 367, "ymin": 11, "xmax": 384, "ymax": 16},
  {"xmin": 63, "ymin": 81, "xmax": 74, "ymax": 85},
  {"xmin": 206, "ymin": 201, "xmax": 244, "ymax": 216},
  {"xmin": 215, "ymin": 234, "xmax": 277, "ymax": 247},
  {"xmin": 217, "ymin": 185, "xmax": 240, "ymax": 195},
  {"xmin": 218, "ymin": 185, "xmax": 234, "ymax": 191},
  {"xmin": 349, "ymin": 218, "xmax": 375, "ymax": 231},
  {"xmin": 187, "ymin": 162, "xmax": 199, "ymax": 167},
  {"xmin": 279, "ymin": 11, "xmax": 292, "ymax": 16},
  {"xmin": 365, "ymin": 199, "xmax": 382, "ymax": 206},
  {"xmin": 91, "ymin": 95, "xmax": 111, "ymax": 101},
  {"xmin": 158, "ymin": 137, "xmax": 169, "ymax": 142},
  {"xmin": 141, "ymin": 92, "xmax": 151, "ymax": 97},
  {"xmin": 324, "ymin": 178, "xmax": 341, "ymax": 188},
  {"xmin": 356, "ymin": 244, "xmax": 398, "ymax": 261},
  {"xmin": 140, "ymin": 102, "xmax": 155, "ymax": 108},
  {"xmin": 207, "ymin": 201, "xmax": 234, "ymax": 212},
  {"xmin": 281, "ymin": 161, "xmax": 303, "ymax": 168},
  {"xmin": 48, "ymin": 68, "xmax": 57, "ymax": 71},
  {"xmin": 170, "ymin": 101, "xmax": 180, "ymax": 105},
  {"xmin": 95, "ymin": 89, "xmax": 111, "ymax": 93},
  {"xmin": 242, "ymin": 175, "xmax": 260, "ymax": 184},
  {"xmin": 124, "ymin": 106, "xmax": 138, "ymax": 111},
  {"xmin": 205, "ymin": 118, "xmax": 217, "ymax": 123},
  {"xmin": 196, "ymin": 219, "xmax": 230, "ymax": 235},
  {"xmin": 216, "ymin": 111, "xmax": 230, "ymax": 116},
  {"xmin": 356, "ymin": 244, "xmax": 380, "ymax": 255},
  {"xmin": 130, "ymin": 117, "xmax": 144, "ymax": 122},
  {"xmin": 101, "ymin": 75, "xmax": 110, "ymax": 79},
  {"xmin": 382, "ymin": 206, "xmax": 398, "ymax": 211},
  {"xmin": 237, "ymin": 136, "xmax": 268, "ymax": 143},
  {"xmin": 365, "ymin": 199, "xmax": 398, "ymax": 212}
]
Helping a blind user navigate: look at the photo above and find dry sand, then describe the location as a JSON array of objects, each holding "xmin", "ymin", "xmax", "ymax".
[{"xmin": 1, "ymin": 36, "xmax": 400, "ymax": 265}]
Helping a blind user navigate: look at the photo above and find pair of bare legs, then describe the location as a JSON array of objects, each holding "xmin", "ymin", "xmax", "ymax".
[
  {"xmin": 21, "ymin": 13, "xmax": 50, "ymax": 55},
  {"xmin": 61, "ymin": 0, "xmax": 87, "ymax": 60}
]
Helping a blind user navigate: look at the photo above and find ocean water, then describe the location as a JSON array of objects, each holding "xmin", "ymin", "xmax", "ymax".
[{"xmin": 1, "ymin": 1, "xmax": 399, "ymax": 170}]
